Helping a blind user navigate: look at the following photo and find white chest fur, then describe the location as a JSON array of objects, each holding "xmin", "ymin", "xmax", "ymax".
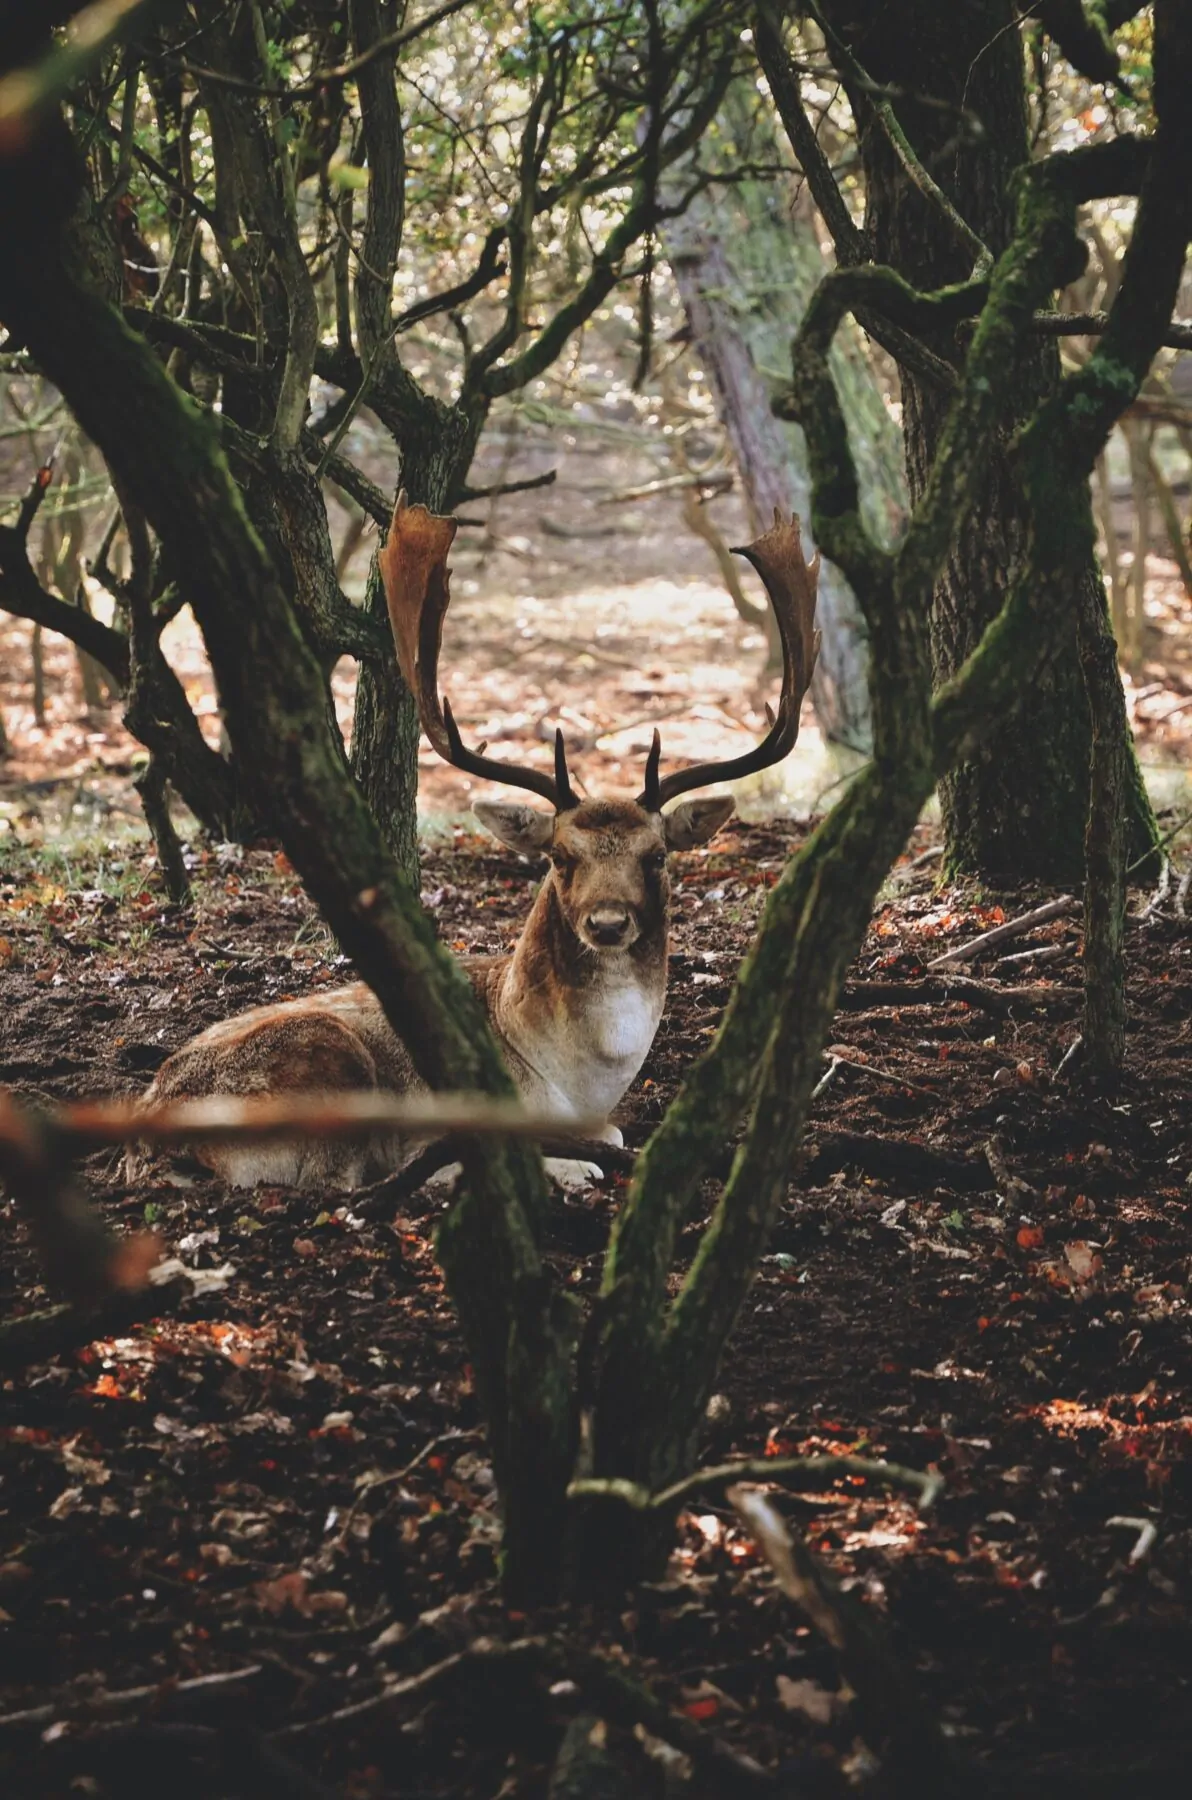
[
  {"xmin": 581, "ymin": 977, "xmax": 659, "ymax": 1067},
  {"xmin": 505, "ymin": 961, "xmax": 663, "ymax": 1121}
]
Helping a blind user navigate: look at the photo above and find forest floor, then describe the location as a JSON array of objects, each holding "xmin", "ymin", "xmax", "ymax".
[{"xmin": 1, "ymin": 822, "xmax": 1191, "ymax": 1798}]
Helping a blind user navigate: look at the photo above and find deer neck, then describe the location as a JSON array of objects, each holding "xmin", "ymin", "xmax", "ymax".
[{"xmin": 494, "ymin": 878, "xmax": 668, "ymax": 1118}]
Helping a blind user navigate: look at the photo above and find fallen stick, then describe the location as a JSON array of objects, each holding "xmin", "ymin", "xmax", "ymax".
[
  {"xmin": 805, "ymin": 1130, "xmax": 991, "ymax": 1194},
  {"xmin": 729, "ymin": 1487, "xmax": 976, "ymax": 1798},
  {"xmin": 925, "ymin": 895, "xmax": 1076, "ymax": 970},
  {"xmin": 838, "ymin": 975, "xmax": 1078, "ymax": 1016},
  {"xmin": 274, "ymin": 1635, "xmax": 772, "ymax": 1790},
  {"xmin": 0, "ymin": 1664, "xmax": 264, "ymax": 1739},
  {"xmin": 1139, "ymin": 856, "xmax": 1172, "ymax": 922},
  {"xmin": 984, "ymin": 1135, "xmax": 1037, "ymax": 1206},
  {"xmin": 819, "ymin": 1050, "xmax": 943, "ymax": 1100},
  {"xmin": 994, "ymin": 942, "xmax": 1071, "ymax": 970},
  {"xmin": 569, "ymin": 1452, "xmax": 943, "ymax": 1515}
]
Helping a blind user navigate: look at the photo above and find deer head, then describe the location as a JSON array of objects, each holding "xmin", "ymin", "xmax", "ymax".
[{"xmin": 379, "ymin": 494, "xmax": 820, "ymax": 955}]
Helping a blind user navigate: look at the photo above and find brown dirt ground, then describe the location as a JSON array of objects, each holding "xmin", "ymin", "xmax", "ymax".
[{"xmin": 2, "ymin": 824, "xmax": 1191, "ymax": 1797}]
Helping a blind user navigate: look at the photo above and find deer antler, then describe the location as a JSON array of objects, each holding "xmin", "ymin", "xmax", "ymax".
[
  {"xmin": 639, "ymin": 509, "xmax": 821, "ymax": 811},
  {"xmin": 379, "ymin": 491, "xmax": 575, "ymax": 809}
]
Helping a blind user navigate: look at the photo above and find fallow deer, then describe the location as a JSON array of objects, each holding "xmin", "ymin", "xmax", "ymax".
[{"xmin": 133, "ymin": 499, "xmax": 819, "ymax": 1188}]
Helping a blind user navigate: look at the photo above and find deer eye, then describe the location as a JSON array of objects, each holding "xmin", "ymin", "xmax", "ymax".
[{"xmin": 644, "ymin": 849, "xmax": 666, "ymax": 873}]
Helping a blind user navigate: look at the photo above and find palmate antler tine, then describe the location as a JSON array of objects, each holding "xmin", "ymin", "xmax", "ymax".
[
  {"xmin": 637, "ymin": 510, "xmax": 820, "ymax": 811},
  {"xmin": 380, "ymin": 490, "xmax": 573, "ymax": 809}
]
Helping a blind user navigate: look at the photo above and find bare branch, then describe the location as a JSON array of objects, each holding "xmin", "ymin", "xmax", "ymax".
[
  {"xmin": 753, "ymin": 1, "xmax": 868, "ymax": 264},
  {"xmin": 458, "ymin": 468, "xmax": 557, "ymax": 502},
  {"xmin": 0, "ymin": 467, "xmax": 132, "ymax": 681},
  {"xmin": 172, "ymin": 0, "xmax": 477, "ymax": 101},
  {"xmin": 302, "ymin": 427, "xmax": 391, "ymax": 529},
  {"xmin": 42, "ymin": 1089, "xmax": 610, "ymax": 1156},
  {"xmin": 1034, "ymin": 307, "xmax": 1192, "ymax": 350},
  {"xmin": 570, "ymin": 1452, "xmax": 943, "ymax": 1515},
  {"xmin": 1038, "ymin": 0, "xmax": 1128, "ymax": 89},
  {"xmin": 752, "ymin": 3, "xmax": 960, "ymax": 391}
]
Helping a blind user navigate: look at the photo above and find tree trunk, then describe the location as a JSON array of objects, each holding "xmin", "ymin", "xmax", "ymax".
[
  {"xmin": 350, "ymin": 411, "xmax": 479, "ymax": 883},
  {"xmin": 819, "ymin": 0, "xmax": 1156, "ymax": 881},
  {"xmin": 662, "ymin": 161, "xmax": 906, "ymax": 752},
  {"xmin": 31, "ymin": 622, "xmax": 46, "ymax": 726},
  {"xmin": 349, "ymin": 552, "xmax": 422, "ymax": 888}
]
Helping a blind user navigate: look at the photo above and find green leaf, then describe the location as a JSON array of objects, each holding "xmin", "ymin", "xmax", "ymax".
[{"xmin": 327, "ymin": 161, "xmax": 370, "ymax": 191}]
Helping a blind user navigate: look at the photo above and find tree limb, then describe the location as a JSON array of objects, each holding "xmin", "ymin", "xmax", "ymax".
[
  {"xmin": 1033, "ymin": 307, "xmax": 1192, "ymax": 350},
  {"xmin": 173, "ymin": 0, "xmax": 477, "ymax": 101}
]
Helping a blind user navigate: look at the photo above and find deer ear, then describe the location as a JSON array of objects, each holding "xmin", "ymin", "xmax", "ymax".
[
  {"xmin": 663, "ymin": 795, "xmax": 736, "ymax": 851},
  {"xmin": 472, "ymin": 801, "xmax": 555, "ymax": 855}
]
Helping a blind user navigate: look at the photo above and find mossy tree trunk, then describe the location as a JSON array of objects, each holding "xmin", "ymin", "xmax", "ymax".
[{"xmin": 816, "ymin": 0, "xmax": 1157, "ymax": 882}]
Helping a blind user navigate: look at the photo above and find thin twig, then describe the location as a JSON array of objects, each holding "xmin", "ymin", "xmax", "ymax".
[
  {"xmin": 819, "ymin": 1049, "xmax": 943, "ymax": 1100},
  {"xmin": 569, "ymin": 1453, "xmax": 944, "ymax": 1515},
  {"xmin": 1125, "ymin": 809, "xmax": 1192, "ymax": 876},
  {"xmin": 925, "ymin": 895, "xmax": 1077, "ymax": 970},
  {"xmin": 458, "ymin": 469, "xmax": 558, "ymax": 502},
  {"xmin": 333, "ymin": 1428, "xmax": 483, "ymax": 1544},
  {"xmin": 1033, "ymin": 309, "xmax": 1192, "ymax": 352},
  {"xmin": 273, "ymin": 1633, "xmax": 773, "ymax": 1790},
  {"xmin": 1139, "ymin": 855, "xmax": 1171, "ymax": 921},
  {"xmin": 811, "ymin": 1055, "xmax": 844, "ymax": 1101},
  {"xmin": 173, "ymin": 0, "xmax": 476, "ymax": 99},
  {"xmin": 838, "ymin": 973, "xmax": 1079, "ymax": 1016},
  {"xmin": 1106, "ymin": 1515, "xmax": 1158, "ymax": 1564},
  {"xmin": 994, "ymin": 942, "xmax": 1071, "ymax": 970},
  {"xmin": 729, "ymin": 1486, "xmax": 971, "ymax": 1796},
  {"xmin": 0, "ymin": 1664, "xmax": 263, "ymax": 1739},
  {"xmin": 984, "ymin": 1135, "xmax": 1037, "ymax": 1207}
]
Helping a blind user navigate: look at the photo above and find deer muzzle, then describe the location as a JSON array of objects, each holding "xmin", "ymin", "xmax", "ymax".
[{"xmin": 583, "ymin": 904, "xmax": 637, "ymax": 949}]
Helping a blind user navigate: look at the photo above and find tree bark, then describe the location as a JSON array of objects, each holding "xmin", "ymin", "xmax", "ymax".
[
  {"xmin": 818, "ymin": 0, "xmax": 1157, "ymax": 881},
  {"xmin": 349, "ymin": 410, "xmax": 479, "ymax": 881},
  {"xmin": 663, "ymin": 158, "xmax": 906, "ymax": 752}
]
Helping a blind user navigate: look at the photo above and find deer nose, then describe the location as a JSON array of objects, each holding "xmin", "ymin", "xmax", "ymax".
[{"xmin": 585, "ymin": 905, "xmax": 633, "ymax": 946}]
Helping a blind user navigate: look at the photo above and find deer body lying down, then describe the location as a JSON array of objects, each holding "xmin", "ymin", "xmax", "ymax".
[{"xmin": 136, "ymin": 502, "xmax": 819, "ymax": 1189}]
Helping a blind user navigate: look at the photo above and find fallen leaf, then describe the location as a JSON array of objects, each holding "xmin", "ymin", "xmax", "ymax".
[
  {"xmin": 1063, "ymin": 1240, "xmax": 1102, "ymax": 1285},
  {"xmin": 775, "ymin": 1675, "xmax": 836, "ymax": 1723},
  {"xmin": 256, "ymin": 1570, "xmax": 310, "ymax": 1616}
]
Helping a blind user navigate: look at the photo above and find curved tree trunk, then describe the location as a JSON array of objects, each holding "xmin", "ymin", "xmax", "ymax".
[
  {"xmin": 349, "ymin": 410, "xmax": 480, "ymax": 885},
  {"xmin": 663, "ymin": 165, "xmax": 906, "ymax": 752},
  {"xmin": 818, "ymin": 0, "xmax": 1156, "ymax": 880}
]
